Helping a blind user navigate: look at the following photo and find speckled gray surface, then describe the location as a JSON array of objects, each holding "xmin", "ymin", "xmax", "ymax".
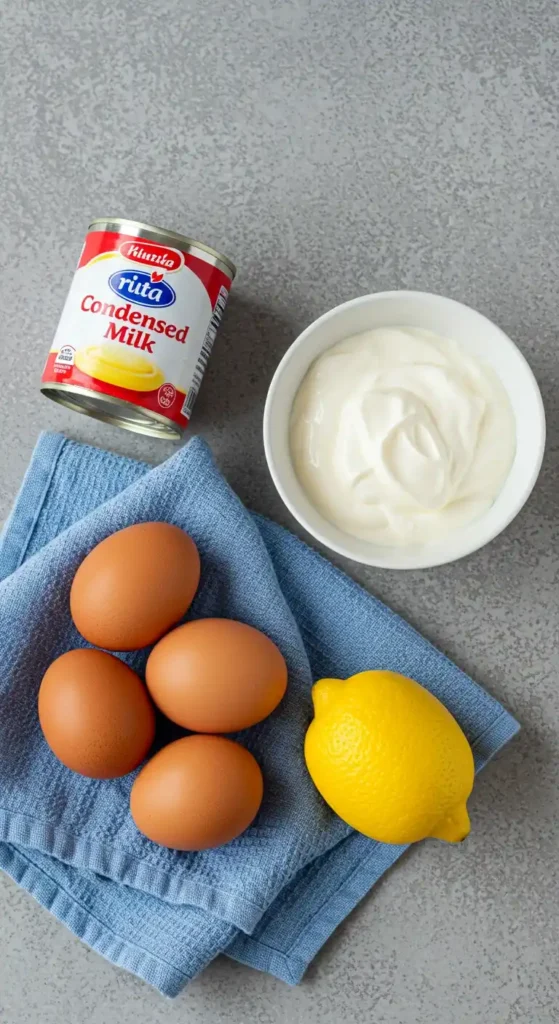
[{"xmin": 0, "ymin": 0, "xmax": 558, "ymax": 1020}]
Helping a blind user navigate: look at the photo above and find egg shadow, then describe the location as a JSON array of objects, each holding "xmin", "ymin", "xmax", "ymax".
[{"xmin": 152, "ymin": 708, "xmax": 188, "ymax": 752}]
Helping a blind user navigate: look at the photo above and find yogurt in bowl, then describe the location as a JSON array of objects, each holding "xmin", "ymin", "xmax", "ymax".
[
  {"xmin": 290, "ymin": 326, "xmax": 516, "ymax": 548},
  {"xmin": 263, "ymin": 292, "xmax": 545, "ymax": 570}
]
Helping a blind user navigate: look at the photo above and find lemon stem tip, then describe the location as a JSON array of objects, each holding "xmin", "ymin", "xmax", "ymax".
[
  {"xmin": 430, "ymin": 804, "xmax": 471, "ymax": 843},
  {"xmin": 311, "ymin": 678, "xmax": 346, "ymax": 715}
]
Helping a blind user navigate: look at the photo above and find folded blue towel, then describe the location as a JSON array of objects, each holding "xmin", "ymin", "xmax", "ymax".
[{"xmin": 0, "ymin": 433, "xmax": 519, "ymax": 996}]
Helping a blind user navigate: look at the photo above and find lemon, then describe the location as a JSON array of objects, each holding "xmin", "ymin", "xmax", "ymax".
[{"xmin": 304, "ymin": 670, "xmax": 474, "ymax": 844}]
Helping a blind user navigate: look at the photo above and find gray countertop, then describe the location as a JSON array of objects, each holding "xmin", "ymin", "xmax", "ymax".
[{"xmin": 1, "ymin": 1, "xmax": 558, "ymax": 1021}]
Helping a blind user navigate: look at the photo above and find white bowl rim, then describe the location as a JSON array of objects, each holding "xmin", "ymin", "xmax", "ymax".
[{"xmin": 263, "ymin": 290, "xmax": 546, "ymax": 570}]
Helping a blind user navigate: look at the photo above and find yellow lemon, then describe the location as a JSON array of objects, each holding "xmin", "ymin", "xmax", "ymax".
[{"xmin": 304, "ymin": 671, "xmax": 474, "ymax": 844}]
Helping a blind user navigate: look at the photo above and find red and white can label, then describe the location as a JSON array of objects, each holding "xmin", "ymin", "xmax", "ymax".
[{"xmin": 42, "ymin": 229, "xmax": 233, "ymax": 431}]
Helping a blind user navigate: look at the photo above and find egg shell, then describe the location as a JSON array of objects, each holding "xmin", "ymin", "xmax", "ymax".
[
  {"xmin": 70, "ymin": 522, "xmax": 200, "ymax": 651},
  {"xmin": 38, "ymin": 648, "xmax": 156, "ymax": 779},
  {"xmin": 130, "ymin": 735, "xmax": 264, "ymax": 850},
  {"xmin": 145, "ymin": 618, "xmax": 288, "ymax": 732}
]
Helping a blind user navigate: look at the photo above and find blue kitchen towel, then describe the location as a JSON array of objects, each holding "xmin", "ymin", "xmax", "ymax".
[{"xmin": 0, "ymin": 433, "xmax": 519, "ymax": 996}]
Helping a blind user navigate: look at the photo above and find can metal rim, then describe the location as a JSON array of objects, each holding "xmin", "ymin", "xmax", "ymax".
[
  {"xmin": 88, "ymin": 218, "xmax": 237, "ymax": 280},
  {"xmin": 40, "ymin": 383, "xmax": 183, "ymax": 441}
]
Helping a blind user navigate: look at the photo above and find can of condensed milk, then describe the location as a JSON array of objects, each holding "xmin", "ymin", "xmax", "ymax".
[{"xmin": 41, "ymin": 218, "xmax": 236, "ymax": 439}]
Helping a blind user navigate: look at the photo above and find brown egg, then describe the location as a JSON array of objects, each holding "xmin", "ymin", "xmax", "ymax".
[
  {"xmin": 38, "ymin": 649, "xmax": 156, "ymax": 778},
  {"xmin": 130, "ymin": 735, "xmax": 263, "ymax": 850},
  {"xmin": 70, "ymin": 522, "xmax": 200, "ymax": 651},
  {"xmin": 145, "ymin": 618, "xmax": 288, "ymax": 732}
]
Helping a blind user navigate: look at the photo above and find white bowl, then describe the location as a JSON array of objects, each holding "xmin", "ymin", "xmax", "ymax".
[{"xmin": 263, "ymin": 291, "xmax": 546, "ymax": 570}]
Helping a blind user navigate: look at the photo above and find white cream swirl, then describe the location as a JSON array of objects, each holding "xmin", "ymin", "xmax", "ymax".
[{"xmin": 290, "ymin": 328, "xmax": 516, "ymax": 546}]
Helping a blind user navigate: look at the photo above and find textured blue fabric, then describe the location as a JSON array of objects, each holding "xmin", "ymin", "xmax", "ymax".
[{"xmin": 0, "ymin": 433, "xmax": 519, "ymax": 996}]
